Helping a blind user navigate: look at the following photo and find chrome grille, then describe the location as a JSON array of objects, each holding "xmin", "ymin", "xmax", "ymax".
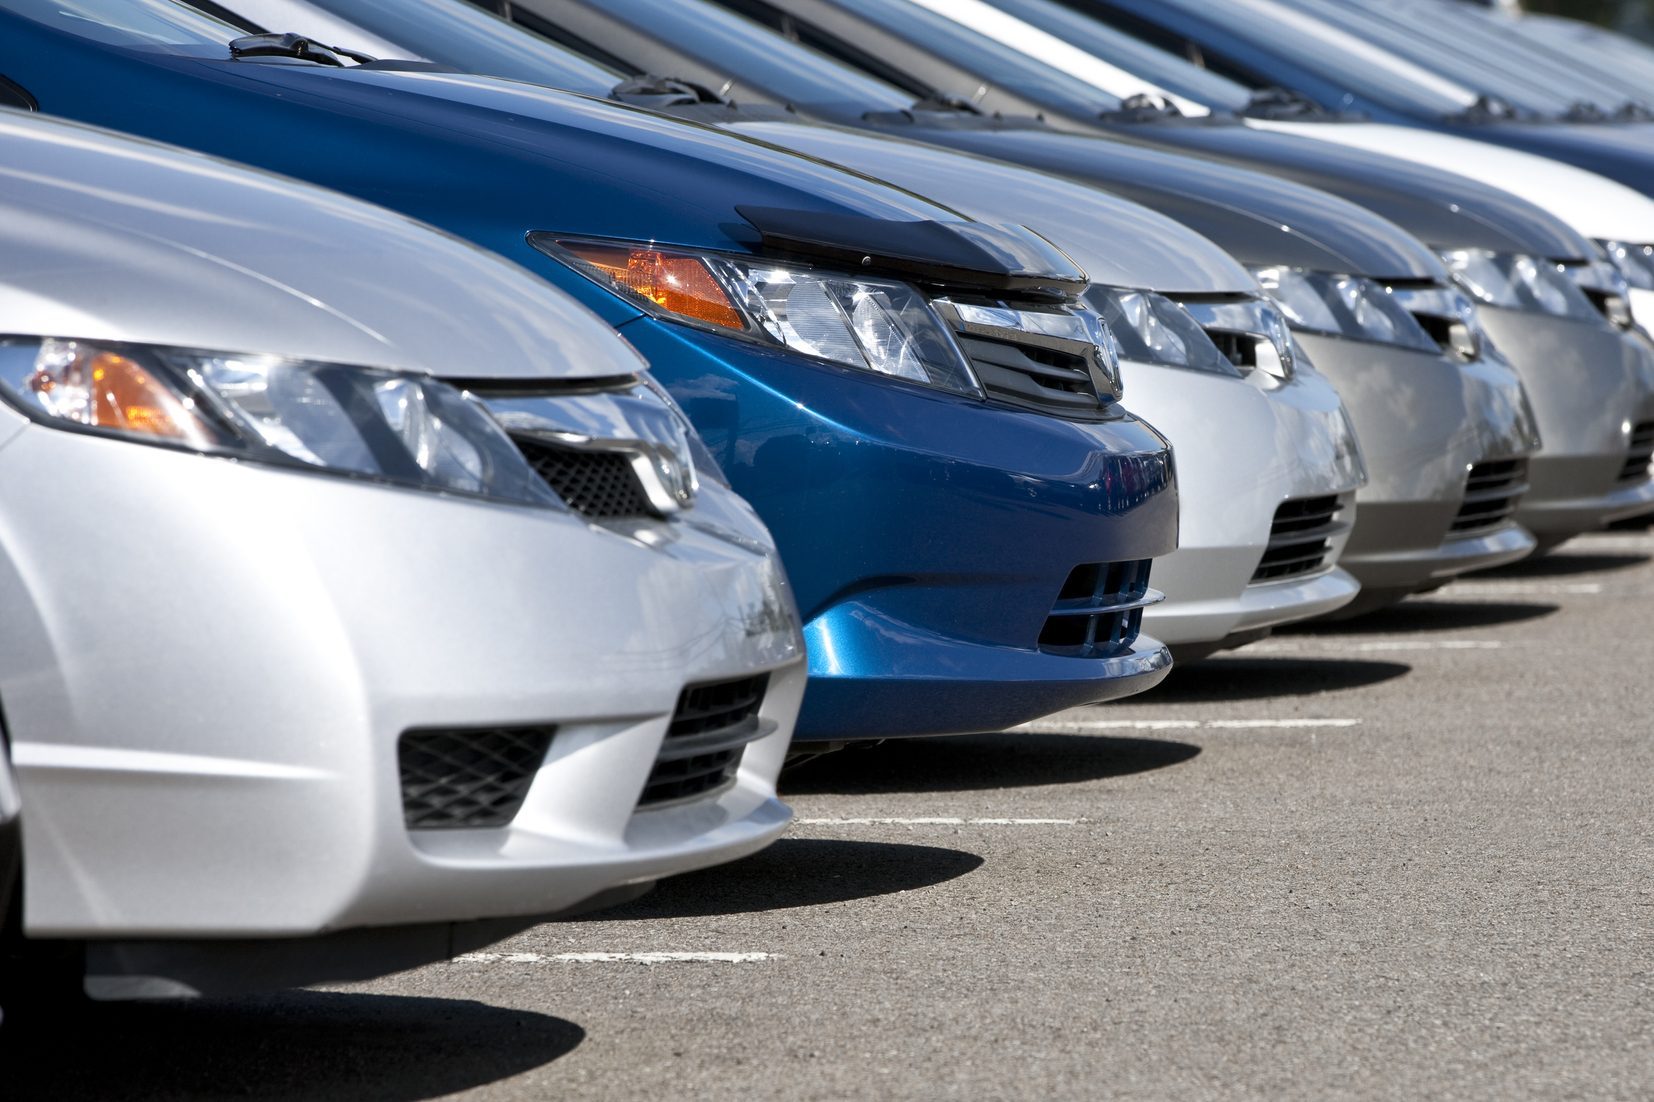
[
  {"xmin": 514, "ymin": 437, "xmax": 654, "ymax": 519},
  {"xmin": 1619, "ymin": 422, "xmax": 1654, "ymax": 484},
  {"xmin": 398, "ymin": 726, "xmax": 554, "ymax": 830},
  {"xmin": 1452, "ymin": 458, "xmax": 1529, "ymax": 536},
  {"xmin": 1038, "ymin": 560, "xmax": 1158, "ymax": 657},
  {"xmin": 638, "ymin": 674, "xmax": 770, "ymax": 809},
  {"xmin": 1252, "ymin": 496, "xmax": 1347, "ymax": 582}
]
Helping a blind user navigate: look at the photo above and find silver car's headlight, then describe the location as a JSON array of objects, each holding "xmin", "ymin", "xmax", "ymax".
[
  {"xmin": 1597, "ymin": 240, "xmax": 1654, "ymax": 291},
  {"xmin": 1252, "ymin": 267, "xmax": 1439, "ymax": 353},
  {"xmin": 0, "ymin": 336, "xmax": 563, "ymax": 508},
  {"xmin": 1561, "ymin": 255, "xmax": 1634, "ymax": 330},
  {"xmin": 1084, "ymin": 287, "xmax": 1240, "ymax": 377},
  {"xmin": 1438, "ymin": 249, "xmax": 1600, "ymax": 323},
  {"xmin": 532, "ymin": 235, "xmax": 982, "ymax": 398}
]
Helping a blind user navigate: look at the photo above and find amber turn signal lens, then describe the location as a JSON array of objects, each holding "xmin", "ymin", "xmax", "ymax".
[
  {"xmin": 29, "ymin": 347, "xmax": 218, "ymax": 445},
  {"xmin": 561, "ymin": 242, "xmax": 745, "ymax": 331}
]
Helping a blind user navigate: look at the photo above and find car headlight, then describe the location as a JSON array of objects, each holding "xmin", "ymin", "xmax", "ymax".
[
  {"xmin": 1252, "ymin": 267, "xmax": 1439, "ymax": 354},
  {"xmin": 0, "ymin": 336, "xmax": 564, "ymax": 508},
  {"xmin": 1439, "ymin": 249, "xmax": 1600, "ymax": 323},
  {"xmin": 1561, "ymin": 255, "xmax": 1634, "ymax": 330},
  {"xmin": 532, "ymin": 235, "xmax": 981, "ymax": 398},
  {"xmin": 1597, "ymin": 240, "xmax": 1654, "ymax": 291},
  {"xmin": 1084, "ymin": 287, "xmax": 1240, "ymax": 377}
]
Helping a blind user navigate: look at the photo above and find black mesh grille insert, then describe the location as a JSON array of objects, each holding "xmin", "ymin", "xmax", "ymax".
[
  {"xmin": 1038, "ymin": 559, "xmax": 1152, "ymax": 657},
  {"xmin": 1451, "ymin": 458, "xmax": 1529, "ymax": 535},
  {"xmin": 638, "ymin": 674, "xmax": 770, "ymax": 809},
  {"xmin": 1252, "ymin": 496, "xmax": 1345, "ymax": 582},
  {"xmin": 399, "ymin": 726, "xmax": 554, "ymax": 830},
  {"xmin": 514, "ymin": 437, "xmax": 654, "ymax": 518},
  {"xmin": 1619, "ymin": 422, "xmax": 1654, "ymax": 484},
  {"xmin": 955, "ymin": 334, "xmax": 1105, "ymax": 418}
]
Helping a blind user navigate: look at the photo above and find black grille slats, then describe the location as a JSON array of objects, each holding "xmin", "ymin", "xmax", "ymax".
[
  {"xmin": 638, "ymin": 674, "xmax": 770, "ymax": 809},
  {"xmin": 1451, "ymin": 458, "xmax": 1529, "ymax": 536},
  {"xmin": 1620, "ymin": 422, "xmax": 1654, "ymax": 484},
  {"xmin": 514, "ymin": 437, "xmax": 654, "ymax": 519},
  {"xmin": 1252, "ymin": 496, "xmax": 1345, "ymax": 582},
  {"xmin": 399, "ymin": 726, "xmax": 555, "ymax": 830},
  {"xmin": 954, "ymin": 335, "xmax": 1105, "ymax": 418},
  {"xmin": 1039, "ymin": 560, "xmax": 1153, "ymax": 657}
]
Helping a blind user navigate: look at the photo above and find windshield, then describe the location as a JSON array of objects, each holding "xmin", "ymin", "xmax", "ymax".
[
  {"xmin": 2, "ymin": 0, "xmax": 237, "ymax": 48},
  {"xmin": 552, "ymin": 0, "xmax": 913, "ymax": 112},
  {"xmin": 828, "ymin": 0, "xmax": 1126, "ymax": 116},
  {"xmin": 242, "ymin": 0, "xmax": 620, "ymax": 96},
  {"xmin": 1275, "ymin": 0, "xmax": 1625, "ymax": 118},
  {"xmin": 987, "ymin": 0, "xmax": 1251, "ymax": 112},
  {"xmin": 1145, "ymin": 0, "xmax": 1479, "ymax": 118}
]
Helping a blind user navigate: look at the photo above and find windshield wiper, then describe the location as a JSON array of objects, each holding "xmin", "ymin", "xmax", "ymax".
[
  {"xmin": 228, "ymin": 32, "xmax": 374, "ymax": 67},
  {"xmin": 1614, "ymin": 101, "xmax": 1654, "ymax": 122},
  {"xmin": 1447, "ymin": 93, "xmax": 1524, "ymax": 125},
  {"xmin": 1098, "ymin": 92, "xmax": 1184, "ymax": 124},
  {"xmin": 610, "ymin": 74, "xmax": 735, "ymax": 109},
  {"xmin": 907, "ymin": 94, "xmax": 984, "ymax": 116},
  {"xmin": 1240, "ymin": 86, "xmax": 1332, "ymax": 121}
]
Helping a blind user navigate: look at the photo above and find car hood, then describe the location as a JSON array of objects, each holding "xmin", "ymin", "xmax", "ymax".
[
  {"xmin": 899, "ymin": 124, "xmax": 1447, "ymax": 280},
  {"xmin": 1247, "ymin": 120, "xmax": 1654, "ymax": 246},
  {"xmin": 727, "ymin": 120, "xmax": 1257, "ymax": 295},
  {"xmin": 1123, "ymin": 122, "xmax": 1594, "ymax": 261},
  {"xmin": 0, "ymin": 110, "xmax": 644, "ymax": 382}
]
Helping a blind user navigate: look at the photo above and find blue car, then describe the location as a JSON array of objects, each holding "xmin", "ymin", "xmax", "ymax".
[{"xmin": 0, "ymin": 0, "xmax": 1177, "ymax": 741}]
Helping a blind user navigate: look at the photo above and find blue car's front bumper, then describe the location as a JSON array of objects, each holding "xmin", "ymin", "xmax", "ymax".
[{"xmin": 624, "ymin": 319, "xmax": 1179, "ymax": 741}]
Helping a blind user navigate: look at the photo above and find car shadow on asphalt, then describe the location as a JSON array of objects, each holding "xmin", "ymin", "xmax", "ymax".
[
  {"xmin": 1279, "ymin": 599, "xmax": 1558, "ymax": 635},
  {"xmin": 0, "ymin": 991, "xmax": 582, "ymax": 1100},
  {"xmin": 779, "ymin": 733, "xmax": 1199, "ymax": 796},
  {"xmin": 1478, "ymin": 551, "xmax": 1650, "ymax": 577},
  {"xmin": 571, "ymin": 837, "xmax": 985, "ymax": 920},
  {"xmin": 1141, "ymin": 656, "xmax": 1411, "ymax": 703}
]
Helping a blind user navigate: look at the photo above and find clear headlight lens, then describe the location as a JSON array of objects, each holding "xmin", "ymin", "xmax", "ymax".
[
  {"xmin": 1084, "ymin": 287, "xmax": 1239, "ymax": 377},
  {"xmin": 532, "ymin": 235, "xmax": 981, "ymax": 398},
  {"xmin": 1561, "ymin": 255, "xmax": 1634, "ymax": 329},
  {"xmin": 1439, "ymin": 249, "xmax": 1600, "ymax": 323},
  {"xmin": 1597, "ymin": 240, "xmax": 1654, "ymax": 291},
  {"xmin": 0, "ymin": 337, "xmax": 562, "ymax": 508},
  {"xmin": 1252, "ymin": 267, "xmax": 1439, "ymax": 353}
]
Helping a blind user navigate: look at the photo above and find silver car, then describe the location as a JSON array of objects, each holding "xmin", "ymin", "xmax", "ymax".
[{"xmin": 0, "ymin": 111, "xmax": 805, "ymax": 1002}]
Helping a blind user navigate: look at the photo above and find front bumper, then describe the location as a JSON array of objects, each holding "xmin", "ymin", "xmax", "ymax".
[
  {"xmin": 1477, "ymin": 307, "xmax": 1654, "ymax": 537},
  {"xmin": 1295, "ymin": 333, "xmax": 1541, "ymax": 590},
  {"xmin": 623, "ymin": 319, "xmax": 1180, "ymax": 741},
  {"xmin": 1126, "ymin": 359, "xmax": 1363, "ymax": 647},
  {"xmin": 0, "ymin": 419, "xmax": 804, "ymax": 948}
]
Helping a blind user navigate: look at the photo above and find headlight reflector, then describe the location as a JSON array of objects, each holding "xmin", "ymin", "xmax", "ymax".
[
  {"xmin": 1252, "ymin": 267, "xmax": 1438, "ymax": 353},
  {"xmin": 0, "ymin": 337, "xmax": 562, "ymax": 508},
  {"xmin": 1597, "ymin": 240, "xmax": 1654, "ymax": 292},
  {"xmin": 1439, "ymin": 249, "xmax": 1599, "ymax": 322},
  {"xmin": 535, "ymin": 236, "xmax": 981, "ymax": 398},
  {"xmin": 1084, "ymin": 287, "xmax": 1239, "ymax": 377}
]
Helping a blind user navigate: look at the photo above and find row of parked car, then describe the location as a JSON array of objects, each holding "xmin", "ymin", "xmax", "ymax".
[{"xmin": 1, "ymin": 0, "xmax": 1650, "ymax": 1009}]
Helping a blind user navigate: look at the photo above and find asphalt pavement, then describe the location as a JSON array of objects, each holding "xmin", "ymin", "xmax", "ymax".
[{"xmin": 5, "ymin": 525, "xmax": 1651, "ymax": 1100}]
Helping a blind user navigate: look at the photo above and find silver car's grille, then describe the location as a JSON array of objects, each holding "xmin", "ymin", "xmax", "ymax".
[
  {"xmin": 398, "ymin": 726, "xmax": 555, "ymax": 830},
  {"xmin": 514, "ymin": 437, "xmax": 655, "ymax": 518},
  {"xmin": 1451, "ymin": 459, "xmax": 1530, "ymax": 536},
  {"xmin": 1038, "ymin": 560, "xmax": 1159, "ymax": 657},
  {"xmin": 1619, "ymin": 421, "xmax": 1654, "ymax": 484},
  {"xmin": 1252, "ymin": 496, "xmax": 1347, "ymax": 582},
  {"xmin": 637, "ymin": 674, "xmax": 770, "ymax": 810}
]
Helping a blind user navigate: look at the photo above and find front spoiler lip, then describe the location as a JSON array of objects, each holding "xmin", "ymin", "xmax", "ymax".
[
  {"xmin": 1518, "ymin": 472, "xmax": 1654, "ymax": 534},
  {"xmin": 1342, "ymin": 523, "xmax": 1538, "ymax": 587},
  {"xmin": 1145, "ymin": 566, "xmax": 1360, "ymax": 645}
]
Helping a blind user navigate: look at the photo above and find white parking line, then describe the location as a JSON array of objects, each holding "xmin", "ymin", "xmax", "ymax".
[
  {"xmin": 1243, "ymin": 639, "xmax": 1505, "ymax": 653},
  {"xmin": 794, "ymin": 817, "xmax": 1081, "ymax": 826},
  {"xmin": 454, "ymin": 951, "xmax": 776, "ymax": 965},
  {"xmin": 1435, "ymin": 581, "xmax": 1604, "ymax": 596},
  {"xmin": 1015, "ymin": 718, "xmax": 1362, "ymax": 733}
]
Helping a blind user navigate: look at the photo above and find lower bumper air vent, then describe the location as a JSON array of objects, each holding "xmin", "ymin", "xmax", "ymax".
[
  {"xmin": 514, "ymin": 437, "xmax": 654, "ymax": 519},
  {"xmin": 1252, "ymin": 496, "xmax": 1347, "ymax": 582},
  {"xmin": 1038, "ymin": 560, "xmax": 1159, "ymax": 657},
  {"xmin": 399, "ymin": 726, "xmax": 555, "ymax": 829},
  {"xmin": 1619, "ymin": 422, "xmax": 1654, "ymax": 484},
  {"xmin": 638, "ymin": 674, "xmax": 771, "ymax": 809},
  {"xmin": 1451, "ymin": 458, "xmax": 1530, "ymax": 536}
]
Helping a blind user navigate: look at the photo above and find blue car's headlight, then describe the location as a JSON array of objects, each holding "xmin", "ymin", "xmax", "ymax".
[
  {"xmin": 0, "ymin": 336, "xmax": 562, "ymax": 508},
  {"xmin": 1252, "ymin": 266, "xmax": 1440, "ymax": 354},
  {"xmin": 533, "ymin": 235, "xmax": 982, "ymax": 398},
  {"xmin": 1438, "ymin": 249, "xmax": 1600, "ymax": 323}
]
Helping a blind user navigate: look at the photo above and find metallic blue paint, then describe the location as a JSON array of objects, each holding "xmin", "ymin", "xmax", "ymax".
[{"xmin": 0, "ymin": 5, "xmax": 1178, "ymax": 739}]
